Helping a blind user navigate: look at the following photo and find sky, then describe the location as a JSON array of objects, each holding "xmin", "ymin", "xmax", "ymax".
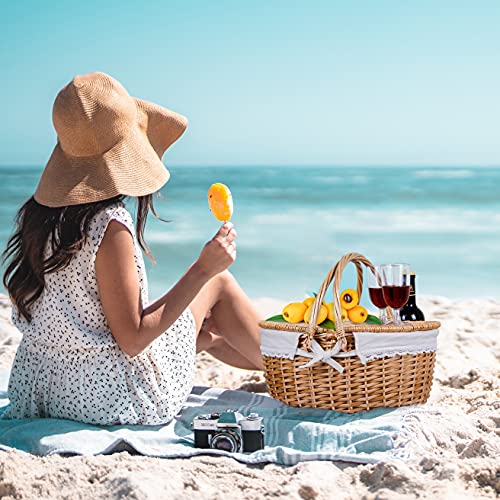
[{"xmin": 0, "ymin": 0, "xmax": 499, "ymax": 167}]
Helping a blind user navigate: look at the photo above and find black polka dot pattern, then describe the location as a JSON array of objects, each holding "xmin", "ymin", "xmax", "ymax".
[{"xmin": 2, "ymin": 203, "xmax": 196, "ymax": 425}]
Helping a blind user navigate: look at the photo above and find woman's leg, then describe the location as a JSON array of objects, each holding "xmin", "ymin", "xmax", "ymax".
[
  {"xmin": 197, "ymin": 328, "xmax": 259, "ymax": 369},
  {"xmin": 189, "ymin": 271, "xmax": 264, "ymax": 370}
]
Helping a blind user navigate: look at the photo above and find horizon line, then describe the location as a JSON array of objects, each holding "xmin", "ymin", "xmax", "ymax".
[{"xmin": 0, "ymin": 164, "xmax": 499, "ymax": 169}]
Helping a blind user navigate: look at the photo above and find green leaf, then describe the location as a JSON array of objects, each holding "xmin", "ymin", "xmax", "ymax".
[
  {"xmin": 319, "ymin": 319, "xmax": 336, "ymax": 330},
  {"xmin": 265, "ymin": 314, "xmax": 287, "ymax": 322},
  {"xmin": 365, "ymin": 314, "xmax": 382, "ymax": 325}
]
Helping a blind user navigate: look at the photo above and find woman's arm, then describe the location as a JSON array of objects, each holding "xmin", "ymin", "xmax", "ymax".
[{"xmin": 95, "ymin": 220, "xmax": 237, "ymax": 357}]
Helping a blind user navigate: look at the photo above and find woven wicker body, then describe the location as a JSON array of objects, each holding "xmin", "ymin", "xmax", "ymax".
[{"xmin": 259, "ymin": 253, "xmax": 441, "ymax": 413}]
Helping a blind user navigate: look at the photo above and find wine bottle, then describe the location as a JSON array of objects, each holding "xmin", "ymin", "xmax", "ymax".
[{"xmin": 400, "ymin": 272, "xmax": 425, "ymax": 321}]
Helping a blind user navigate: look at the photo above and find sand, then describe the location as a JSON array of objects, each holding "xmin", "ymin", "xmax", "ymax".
[{"xmin": 0, "ymin": 293, "xmax": 498, "ymax": 499}]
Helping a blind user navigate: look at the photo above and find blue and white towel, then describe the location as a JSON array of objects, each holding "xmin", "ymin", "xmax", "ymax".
[{"xmin": 0, "ymin": 371, "xmax": 434, "ymax": 465}]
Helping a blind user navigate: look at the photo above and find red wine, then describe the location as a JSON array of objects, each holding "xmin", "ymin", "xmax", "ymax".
[
  {"xmin": 382, "ymin": 285, "xmax": 410, "ymax": 309},
  {"xmin": 369, "ymin": 288, "xmax": 387, "ymax": 308},
  {"xmin": 400, "ymin": 272, "xmax": 425, "ymax": 321}
]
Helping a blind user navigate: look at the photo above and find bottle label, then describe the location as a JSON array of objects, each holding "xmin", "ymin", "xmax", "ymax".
[{"xmin": 409, "ymin": 284, "xmax": 415, "ymax": 297}]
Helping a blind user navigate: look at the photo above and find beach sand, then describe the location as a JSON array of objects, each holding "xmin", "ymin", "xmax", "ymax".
[{"xmin": 0, "ymin": 293, "xmax": 498, "ymax": 499}]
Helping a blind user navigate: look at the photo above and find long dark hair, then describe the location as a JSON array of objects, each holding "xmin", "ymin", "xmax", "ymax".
[{"xmin": 2, "ymin": 194, "xmax": 161, "ymax": 322}]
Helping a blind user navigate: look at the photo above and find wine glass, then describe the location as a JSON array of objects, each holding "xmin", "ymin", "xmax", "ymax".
[
  {"xmin": 381, "ymin": 264, "xmax": 411, "ymax": 326},
  {"xmin": 367, "ymin": 266, "xmax": 389, "ymax": 325}
]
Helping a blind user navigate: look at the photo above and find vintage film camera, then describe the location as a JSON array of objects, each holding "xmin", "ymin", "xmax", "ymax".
[{"xmin": 192, "ymin": 409, "xmax": 265, "ymax": 453}]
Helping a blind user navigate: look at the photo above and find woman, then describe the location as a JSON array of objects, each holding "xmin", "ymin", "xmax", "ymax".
[{"xmin": 2, "ymin": 72, "xmax": 263, "ymax": 425}]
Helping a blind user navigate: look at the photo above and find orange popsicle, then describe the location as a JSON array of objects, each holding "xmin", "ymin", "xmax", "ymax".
[{"xmin": 208, "ymin": 183, "xmax": 233, "ymax": 222}]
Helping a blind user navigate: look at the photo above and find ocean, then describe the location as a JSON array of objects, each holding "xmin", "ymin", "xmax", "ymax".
[{"xmin": 0, "ymin": 166, "xmax": 499, "ymax": 305}]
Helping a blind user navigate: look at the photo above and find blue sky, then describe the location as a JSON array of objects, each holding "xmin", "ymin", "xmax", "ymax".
[{"xmin": 1, "ymin": 0, "xmax": 499, "ymax": 166}]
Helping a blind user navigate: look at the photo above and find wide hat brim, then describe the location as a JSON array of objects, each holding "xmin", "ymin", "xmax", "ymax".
[{"xmin": 34, "ymin": 97, "xmax": 187, "ymax": 208}]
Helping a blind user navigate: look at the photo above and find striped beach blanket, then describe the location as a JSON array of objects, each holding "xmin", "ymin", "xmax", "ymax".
[{"xmin": 0, "ymin": 371, "xmax": 432, "ymax": 465}]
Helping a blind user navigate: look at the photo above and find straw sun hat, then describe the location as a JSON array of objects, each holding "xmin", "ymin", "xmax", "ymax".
[{"xmin": 34, "ymin": 72, "xmax": 188, "ymax": 207}]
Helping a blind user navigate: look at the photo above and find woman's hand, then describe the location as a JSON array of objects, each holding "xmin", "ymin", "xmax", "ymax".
[{"xmin": 195, "ymin": 222, "xmax": 237, "ymax": 279}]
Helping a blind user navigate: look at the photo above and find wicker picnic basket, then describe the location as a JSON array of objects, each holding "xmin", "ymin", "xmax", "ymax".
[{"xmin": 259, "ymin": 252, "xmax": 441, "ymax": 413}]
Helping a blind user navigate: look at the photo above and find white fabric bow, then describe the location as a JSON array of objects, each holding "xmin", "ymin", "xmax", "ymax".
[{"xmin": 297, "ymin": 338, "xmax": 347, "ymax": 373}]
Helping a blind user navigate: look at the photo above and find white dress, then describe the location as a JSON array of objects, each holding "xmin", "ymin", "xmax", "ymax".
[{"xmin": 2, "ymin": 203, "xmax": 197, "ymax": 425}]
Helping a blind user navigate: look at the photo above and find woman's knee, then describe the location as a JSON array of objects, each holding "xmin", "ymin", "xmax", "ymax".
[
  {"xmin": 199, "ymin": 271, "xmax": 234, "ymax": 302},
  {"xmin": 214, "ymin": 270, "xmax": 236, "ymax": 292}
]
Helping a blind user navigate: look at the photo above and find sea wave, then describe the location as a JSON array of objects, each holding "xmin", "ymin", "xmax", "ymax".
[
  {"xmin": 414, "ymin": 169, "xmax": 475, "ymax": 179},
  {"xmin": 145, "ymin": 229, "xmax": 201, "ymax": 244},
  {"xmin": 246, "ymin": 209, "xmax": 500, "ymax": 234}
]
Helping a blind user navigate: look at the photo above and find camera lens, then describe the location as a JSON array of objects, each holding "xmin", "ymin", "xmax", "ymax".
[
  {"xmin": 210, "ymin": 432, "xmax": 241, "ymax": 453},
  {"xmin": 213, "ymin": 436, "xmax": 234, "ymax": 452}
]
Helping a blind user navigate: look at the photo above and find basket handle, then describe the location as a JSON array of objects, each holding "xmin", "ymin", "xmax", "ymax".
[{"xmin": 306, "ymin": 252, "xmax": 375, "ymax": 341}]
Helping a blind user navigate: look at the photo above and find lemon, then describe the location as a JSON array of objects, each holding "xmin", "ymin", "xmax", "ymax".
[
  {"xmin": 303, "ymin": 297, "xmax": 315, "ymax": 308},
  {"xmin": 326, "ymin": 302, "xmax": 335, "ymax": 321},
  {"xmin": 326, "ymin": 302, "xmax": 348, "ymax": 322},
  {"xmin": 341, "ymin": 308, "xmax": 348, "ymax": 321},
  {"xmin": 340, "ymin": 289, "xmax": 359, "ymax": 310},
  {"xmin": 303, "ymin": 297, "xmax": 326, "ymax": 308},
  {"xmin": 304, "ymin": 304, "xmax": 328, "ymax": 325},
  {"xmin": 348, "ymin": 305, "xmax": 368, "ymax": 323},
  {"xmin": 282, "ymin": 302, "xmax": 307, "ymax": 323}
]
